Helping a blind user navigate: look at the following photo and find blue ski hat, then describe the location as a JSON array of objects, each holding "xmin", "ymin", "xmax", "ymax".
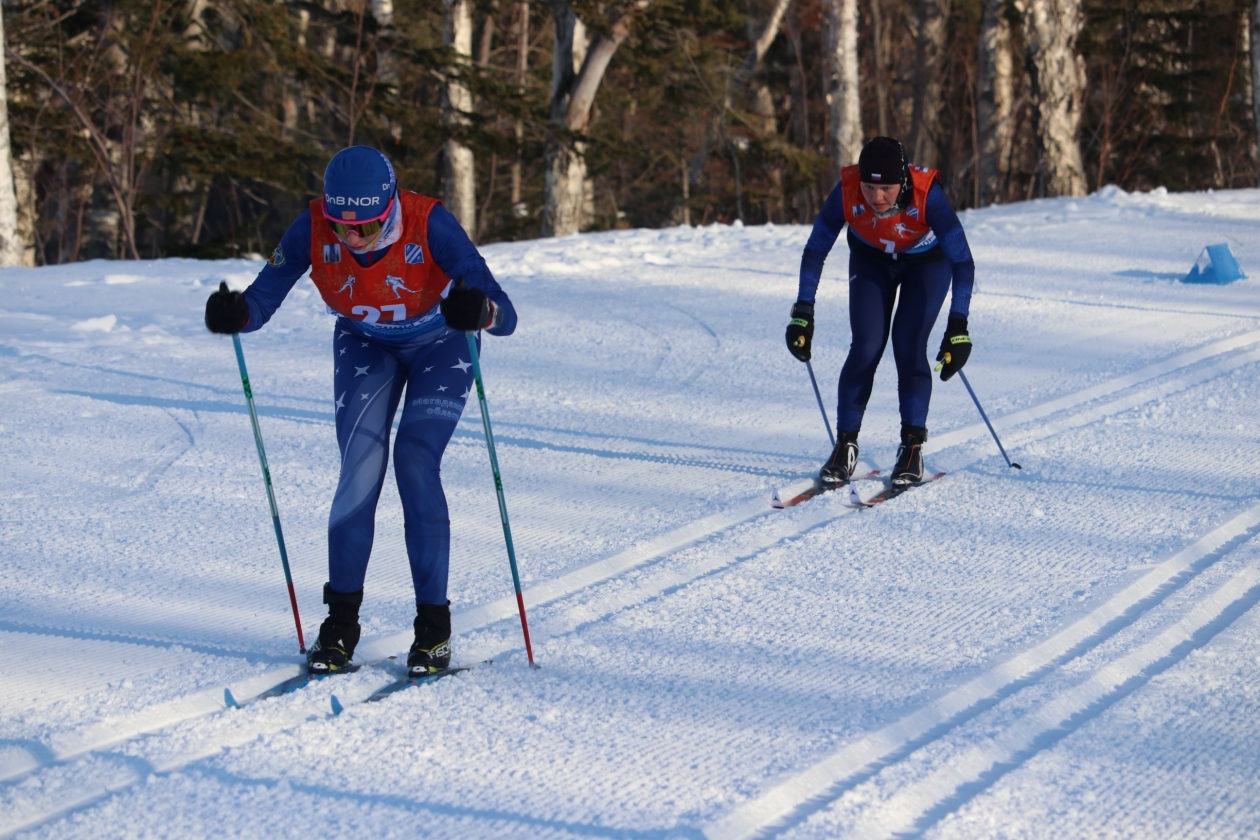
[{"xmin": 322, "ymin": 146, "xmax": 397, "ymax": 223}]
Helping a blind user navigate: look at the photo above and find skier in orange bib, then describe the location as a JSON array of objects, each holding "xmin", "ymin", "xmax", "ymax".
[{"xmin": 204, "ymin": 146, "xmax": 516, "ymax": 680}]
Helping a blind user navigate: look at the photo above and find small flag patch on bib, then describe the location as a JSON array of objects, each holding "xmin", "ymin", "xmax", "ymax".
[
  {"xmin": 404, "ymin": 243, "xmax": 425, "ymax": 264},
  {"xmin": 324, "ymin": 244, "xmax": 342, "ymax": 264}
]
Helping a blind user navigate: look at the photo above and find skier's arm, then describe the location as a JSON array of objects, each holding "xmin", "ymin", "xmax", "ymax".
[
  {"xmin": 796, "ymin": 181, "xmax": 848, "ymax": 305},
  {"xmin": 924, "ymin": 183, "xmax": 975, "ymax": 319},
  {"xmin": 240, "ymin": 211, "xmax": 315, "ymax": 333},
  {"xmin": 427, "ymin": 205, "xmax": 517, "ymax": 337}
]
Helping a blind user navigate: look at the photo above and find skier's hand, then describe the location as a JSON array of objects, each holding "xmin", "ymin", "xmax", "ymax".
[
  {"xmin": 205, "ymin": 281, "xmax": 249, "ymax": 334},
  {"xmin": 785, "ymin": 302, "xmax": 814, "ymax": 362},
  {"xmin": 936, "ymin": 316, "xmax": 971, "ymax": 381},
  {"xmin": 441, "ymin": 279, "xmax": 493, "ymax": 331}
]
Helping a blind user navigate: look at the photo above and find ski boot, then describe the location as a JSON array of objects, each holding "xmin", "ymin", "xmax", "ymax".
[
  {"xmin": 819, "ymin": 430, "xmax": 860, "ymax": 487},
  {"xmin": 306, "ymin": 584, "xmax": 363, "ymax": 675},
  {"xmin": 408, "ymin": 601, "xmax": 452, "ymax": 679},
  {"xmin": 890, "ymin": 424, "xmax": 928, "ymax": 487}
]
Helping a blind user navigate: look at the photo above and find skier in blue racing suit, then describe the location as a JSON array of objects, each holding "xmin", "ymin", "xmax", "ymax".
[
  {"xmin": 785, "ymin": 136, "xmax": 975, "ymax": 489},
  {"xmin": 204, "ymin": 146, "xmax": 517, "ymax": 679}
]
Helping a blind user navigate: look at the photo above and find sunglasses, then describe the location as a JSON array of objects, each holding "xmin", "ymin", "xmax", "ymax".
[
  {"xmin": 328, "ymin": 218, "xmax": 385, "ymax": 238},
  {"xmin": 324, "ymin": 195, "xmax": 394, "ymax": 239}
]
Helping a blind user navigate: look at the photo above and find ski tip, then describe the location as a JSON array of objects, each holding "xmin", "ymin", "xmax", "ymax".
[
  {"xmin": 330, "ymin": 695, "xmax": 344, "ymax": 716},
  {"xmin": 224, "ymin": 688, "xmax": 240, "ymax": 709},
  {"xmin": 770, "ymin": 489, "xmax": 784, "ymax": 509}
]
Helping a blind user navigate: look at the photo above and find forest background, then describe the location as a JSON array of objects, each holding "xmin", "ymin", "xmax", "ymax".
[{"xmin": 0, "ymin": 0, "xmax": 1255, "ymax": 266}]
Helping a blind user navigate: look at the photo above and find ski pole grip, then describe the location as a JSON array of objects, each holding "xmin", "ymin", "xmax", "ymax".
[{"xmin": 934, "ymin": 352, "xmax": 951, "ymax": 372}]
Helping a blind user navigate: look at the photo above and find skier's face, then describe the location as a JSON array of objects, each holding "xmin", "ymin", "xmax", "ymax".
[{"xmin": 860, "ymin": 182, "xmax": 900, "ymax": 213}]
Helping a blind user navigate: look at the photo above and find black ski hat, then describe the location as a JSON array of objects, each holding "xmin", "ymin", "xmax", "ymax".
[{"xmin": 858, "ymin": 137, "xmax": 908, "ymax": 186}]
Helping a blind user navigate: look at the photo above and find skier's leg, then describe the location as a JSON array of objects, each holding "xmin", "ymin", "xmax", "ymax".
[
  {"xmin": 327, "ymin": 327, "xmax": 406, "ymax": 594},
  {"xmin": 889, "ymin": 258, "xmax": 952, "ymax": 429},
  {"xmin": 393, "ymin": 332, "xmax": 477, "ymax": 674},
  {"xmin": 837, "ymin": 252, "xmax": 898, "ymax": 433}
]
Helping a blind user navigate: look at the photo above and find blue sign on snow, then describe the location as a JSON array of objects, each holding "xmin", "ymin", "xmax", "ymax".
[{"xmin": 1182, "ymin": 243, "xmax": 1246, "ymax": 285}]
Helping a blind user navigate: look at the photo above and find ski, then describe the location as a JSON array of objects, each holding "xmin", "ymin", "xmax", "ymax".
[
  {"xmin": 331, "ymin": 660, "xmax": 494, "ymax": 714},
  {"xmin": 847, "ymin": 471, "xmax": 946, "ymax": 508},
  {"xmin": 771, "ymin": 470, "xmax": 880, "ymax": 509},
  {"xmin": 223, "ymin": 656, "xmax": 399, "ymax": 710},
  {"xmin": 224, "ymin": 665, "xmax": 360, "ymax": 709}
]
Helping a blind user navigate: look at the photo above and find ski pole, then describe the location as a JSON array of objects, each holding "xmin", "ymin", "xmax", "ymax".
[
  {"xmin": 956, "ymin": 369, "xmax": 1022, "ymax": 470},
  {"xmin": 805, "ymin": 360, "xmax": 837, "ymax": 449},
  {"xmin": 231, "ymin": 333, "xmax": 307, "ymax": 652},
  {"xmin": 465, "ymin": 332, "xmax": 538, "ymax": 667}
]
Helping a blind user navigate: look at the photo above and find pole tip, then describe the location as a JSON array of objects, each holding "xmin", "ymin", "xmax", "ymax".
[{"xmin": 1011, "ymin": 463, "xmax": 1023, "ymax": 470}]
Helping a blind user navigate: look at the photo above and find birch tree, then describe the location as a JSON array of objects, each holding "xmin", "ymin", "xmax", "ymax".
[
  {"xmin": 442, "ymin": 0, "xmax": 476, "ymax": 233},
  {"xmin": 0, "ymin": 6, "xmax": 24, "ymax": 267},
  {"xmin": 542, "ymin": 0, "xmax": 634, "ymax": 237},
  {"xmin": 977, "ymin": 0, "xmax": 1014, "ymax": 204},
  {"xmin": 1018, "ymin": 0, "xmax": 1087, "ymax": 196},
  {"xmin": 823, "ymin": 0, "xmax": 861, "ymax": 175}
]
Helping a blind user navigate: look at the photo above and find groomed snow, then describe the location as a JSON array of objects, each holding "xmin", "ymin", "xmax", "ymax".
[{"xmin": 2, "ymin": 185, "xmax": 1260, "ymax": 839}]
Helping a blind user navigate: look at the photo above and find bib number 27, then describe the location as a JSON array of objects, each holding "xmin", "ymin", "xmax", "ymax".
[{"xmin": 351, "ymin": 304, "xmax": 407, "ymax": 323}]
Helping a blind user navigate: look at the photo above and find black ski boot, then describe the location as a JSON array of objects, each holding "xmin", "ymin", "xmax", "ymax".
[
  {"xmin": 820, "ymin": 430, "xmax": 860, "ymax": 487},
  {"xmin": 306, "ymin": 584, "xmax": 363, "ymax": 674},
  {"xmin": 408, "ymin": 601, "xmax": 452, "ymax": 678},
  {"xmin": 891, "ymin": 425, "xmax": 928, "ymax": 487}
]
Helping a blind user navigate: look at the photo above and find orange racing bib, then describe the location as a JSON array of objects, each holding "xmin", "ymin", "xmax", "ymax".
[
  {"xmin": 308, "ymin": 190, "xmax": 452, "ymax": 325},
  {"xmin": 840, "ymin": 164, "xmax": 939, "ymax": 255}
]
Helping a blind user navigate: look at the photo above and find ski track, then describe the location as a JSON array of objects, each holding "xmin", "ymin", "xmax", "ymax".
[
  {"xmin": 5, "ymin": 190, "xmax": 1260, "ymax": 837},
  {"xmin": 3, "ymin": 329, "xmax": 1258, "ymax": 839},
  {"xmin": 706, "ymin": 503, "xmax": 1260, "ymax": 839}
]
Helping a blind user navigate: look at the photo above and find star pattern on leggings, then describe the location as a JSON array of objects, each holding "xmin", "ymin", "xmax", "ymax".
[
  {"xmin": 452, "ymin": 359, "xmax": 471, "ymax": 373},
  {"xmin": 437, "ymin": 385, "xmax": 448, "ymax": 392},
  {"xmin": 355, "ymin": 366, "xmax": 370, "ymax": 377},
  {"xmin": 335, "ymin": 393, "xmax": 345, "ymax": 411}
]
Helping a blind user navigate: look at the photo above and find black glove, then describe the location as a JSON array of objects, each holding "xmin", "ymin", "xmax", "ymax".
[
  {"xmin": 205, "ymin": 281, "xmax": 249, "ymax": 334},
  {"xmin": 440, "ymin": 279, "xmax": 492, "ymax": 331},
  {"xmin": 936, "ymin": 316, "xmax": 971, "ymax": 381},
  {"xmin": 785, "ymin": 301, "xmax": 814, "ymax": 362}
]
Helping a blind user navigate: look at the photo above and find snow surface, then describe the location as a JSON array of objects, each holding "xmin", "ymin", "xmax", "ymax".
[{"xmin": 3, "ymin": 185, "xmax": 1260, "ymax": 839}]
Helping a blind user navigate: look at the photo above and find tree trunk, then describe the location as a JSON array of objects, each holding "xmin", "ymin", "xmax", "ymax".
[
  {"xmin": 823, "ymin": 0, "xmax": 862, "ymax": 176},
  {"xmin": 870, "ymin": 0, "xmax": 889, "ymax": 137},
  {"xmin": 0, "ymin": 8, "xmax": 26, "ymax": 267},
  {"xmin": 909, "ymin": 0, "xmax": 948, "ymax": 167},
  {"xmin": 1250, "ymin": 1, "xmax": 1260, "ymax": 185},
  {"xmin": 977, "ymin": 0, "xmax": 1014, "ymax": 205},
  {"xmin": 511, "ymin": 0, "xmax": 529, "ymax": 212},
  {"xmin": 1019, "ymin": 0, "xmax": 1087, "ymax": 197},
  {"xmin": 442, "ymin": 0, "xmax": 476, "ymax": 233},
  {"xmin": 543, "ymin": 0, "xmax": 633, "ymax": 236}
]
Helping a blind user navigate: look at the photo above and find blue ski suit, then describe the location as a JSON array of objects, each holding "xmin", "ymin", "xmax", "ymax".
[
  {"xmin": 796, "ymin": 175, "xmax": 974, "ymax": 432},
  {"xmin": 239, "ymin": 202, "xmax": 516, "ymax": 605}
]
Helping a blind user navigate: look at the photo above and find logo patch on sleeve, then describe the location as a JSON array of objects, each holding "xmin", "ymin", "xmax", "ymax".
[
  {"xmin": 404, "ymin": 243, "xmax": 425, "ymax": 264},
  {"xmin": 906, "ymin": 206, "xmax": 920, "ymax": 219},
  {"xmin": 323, "ymin": 244, "xmax": 342, "ymax": 264},
  {"xmin": 268, "ymin": 246, "xmax": 286, "ymax": 267}
]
